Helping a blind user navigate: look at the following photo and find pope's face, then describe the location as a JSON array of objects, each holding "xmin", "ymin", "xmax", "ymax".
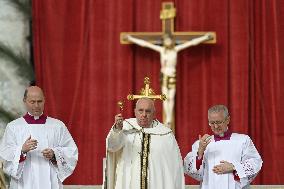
[
  {"xmin": 135, "ymin": 99, "xmax": 155, "ymax": 128},
  {"xmin": 208, "ymin": 111, "xmax": 230, "ymax": 136},
  {"xmin": 24, "ymin": 87, "xmax": 45, "ymax": 117}
]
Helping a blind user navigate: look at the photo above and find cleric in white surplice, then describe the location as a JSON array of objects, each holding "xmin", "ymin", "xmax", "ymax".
[
  {"xmin": 184, "ymin": 105, "xmax": 262, "ymax": 189},
  {"xmin": 0, "ymin": 86, "xmax": 78, "ymax": 189}
]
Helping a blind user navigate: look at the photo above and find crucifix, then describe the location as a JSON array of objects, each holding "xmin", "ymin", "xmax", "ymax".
[{"xmin": 120, "ymin": 2, "xmax": 216, "ymax": 131}]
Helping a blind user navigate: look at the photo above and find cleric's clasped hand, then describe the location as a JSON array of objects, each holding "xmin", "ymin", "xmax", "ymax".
[
  {"xmin": 41, "ymin": 148, "xmax": 55, "ymax": 160},
  {"xmin": 213, "ymin": 160, "xmax": 235, "ymax": 174},
  {"xmin": 22, "ymin": 135, "xmax": 38, "ymax": 153}
]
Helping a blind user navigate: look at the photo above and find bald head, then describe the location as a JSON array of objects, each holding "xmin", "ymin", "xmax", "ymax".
[
  {"xmin": 23, "ymin": 86, "xmax": 45, "ymax": 116},
  {"xmin": 23, "ymin": 86, "xmax": 44, "ymax": 101},
  {"xmin": 135, "ymin": 98, "xmax": 155, "ymax": 111}
]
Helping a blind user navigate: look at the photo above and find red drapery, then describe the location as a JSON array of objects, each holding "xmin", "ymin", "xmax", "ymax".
[{"xmin": 32, "ymin": 0, "xmax": 284, "ymax": 185}]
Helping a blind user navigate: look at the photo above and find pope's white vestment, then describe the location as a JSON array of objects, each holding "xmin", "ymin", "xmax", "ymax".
[
  {"xmin": 0, "ymin": 116, "xmax": 78, "ymax": 189},
  {"xmin": 184, "ymin": 133, "xmax": 262, "ymax": 189},
  {"xmin": 103, "ymin": 118, "xmax": 185, "ymax": 189}
]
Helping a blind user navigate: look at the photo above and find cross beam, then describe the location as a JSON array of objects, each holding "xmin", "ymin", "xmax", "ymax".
[{"xmin": 120, "ymin": 2, "xmax": 216, "ymax": 45}]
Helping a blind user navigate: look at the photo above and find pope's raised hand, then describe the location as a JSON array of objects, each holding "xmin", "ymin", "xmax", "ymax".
[
  {"xmin": 22, "ymin": 135, "xmax": 38, "ymax": 153},
  {"xmin": 114, "ymin": 113, "xmax": 123, "ymax": 130},
  {"xmin": 197, "ymin": 134, "xmax": 212, "ymax": 158}
]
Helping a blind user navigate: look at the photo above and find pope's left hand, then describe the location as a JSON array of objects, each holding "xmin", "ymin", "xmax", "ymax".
[
  {"xmin": 41, "ymin": 148, "xmax": 55, "ymax": 160},
  {"xmin": 213, "ymin": 160, "xmax": 235, "ymax": 174}
]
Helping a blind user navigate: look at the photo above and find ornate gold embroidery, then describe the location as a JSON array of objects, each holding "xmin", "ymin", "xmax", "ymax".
[{"xmin": 140, "ymin": 133, "xmax": 150, "ymax": 189}]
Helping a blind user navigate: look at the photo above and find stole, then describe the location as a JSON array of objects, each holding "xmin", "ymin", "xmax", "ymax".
[{"xmin": 140, "ymin": 132, "xmax": 151, "ymax": 189}]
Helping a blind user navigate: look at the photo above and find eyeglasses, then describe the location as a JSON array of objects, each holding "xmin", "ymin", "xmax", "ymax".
[{"xmin": 208, "ymin": 119, "xmax": 227, "ymax": 126}]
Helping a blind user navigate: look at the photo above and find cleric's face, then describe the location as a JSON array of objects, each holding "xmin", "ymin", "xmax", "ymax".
[
  {"xmin": 24, "ymin": 88, "xmax": 45, "ymax": 117},
  {"xmin": 208, "ymin": 111, "xmax": 230, "ymax": 136},
  {"xmin": 135, "ymin": 99, "xmax": 155, "ymax": 128}
]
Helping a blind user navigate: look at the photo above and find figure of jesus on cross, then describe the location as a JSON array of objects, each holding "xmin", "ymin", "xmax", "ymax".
[
  {"xmin": 121, "ymin": 2, "xmax": 216, "ymax": 130},
  {"xmin": 124, "ymin": 33, "xmax": 212, "ymax": 127}
]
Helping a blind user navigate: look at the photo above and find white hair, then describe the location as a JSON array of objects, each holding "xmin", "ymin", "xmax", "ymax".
[{"xmin": 208, "ymin": 104, "xmax": 229, "ymax": 118}]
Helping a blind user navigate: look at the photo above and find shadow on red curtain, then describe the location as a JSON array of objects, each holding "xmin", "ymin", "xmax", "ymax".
[{"xmin": 32, "ymin": 0, "xmax": 284, "ymax": 185}]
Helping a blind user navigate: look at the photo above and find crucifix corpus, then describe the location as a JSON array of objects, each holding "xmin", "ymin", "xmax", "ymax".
[{"xmin": 120, "ymin": 2, "xmax": 216, "ymax": 131}]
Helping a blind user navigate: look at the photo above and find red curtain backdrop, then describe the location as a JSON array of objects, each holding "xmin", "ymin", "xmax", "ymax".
[{"xmin": 32, "ymin": 0, "xmax": 284, "ymax": 185}]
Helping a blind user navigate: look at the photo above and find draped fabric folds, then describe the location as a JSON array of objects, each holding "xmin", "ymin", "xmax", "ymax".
[{"xmin": 32, "ymin": 0, "xmax": 284, "ymax": 185}]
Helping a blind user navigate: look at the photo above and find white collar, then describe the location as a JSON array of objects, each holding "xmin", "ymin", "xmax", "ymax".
[{"xmin": 27, "ymin": 112, "xmax": 43, "ymax": 120}]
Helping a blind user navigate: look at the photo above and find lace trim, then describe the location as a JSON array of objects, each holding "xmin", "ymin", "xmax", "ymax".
[
  {"xmin": 241, "ymin": 160, "xmax": 257, "ymax": 182},
  {"xmin": 57, "ymin": 149, "xmax": 73, "ymax": 175},
  {"xmin": 185, "ymin": 155, "xmax": 203, "ymax": 180}
]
